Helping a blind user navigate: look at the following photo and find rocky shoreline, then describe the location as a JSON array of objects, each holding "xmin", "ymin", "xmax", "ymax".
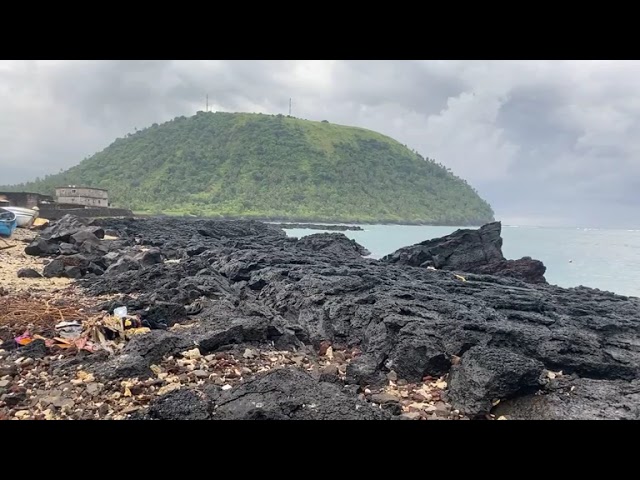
[
  {"xmin": 1, "ymin": 216, "xmax": 639, "ymax": 420},
  {"xmin": 269, "ymin": 223, "xmax": 364, "ymax": 232}
]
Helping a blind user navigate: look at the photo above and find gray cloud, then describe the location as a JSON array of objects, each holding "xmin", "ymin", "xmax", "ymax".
[{"xmin": 0, "ymin": 60, "xmax": 638, "ymax": 228}]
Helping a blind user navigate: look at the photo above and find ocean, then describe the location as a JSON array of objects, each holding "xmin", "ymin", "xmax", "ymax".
[{"xmin": 283, "ymin": 224, "xmax": 640, "ymax": 298}]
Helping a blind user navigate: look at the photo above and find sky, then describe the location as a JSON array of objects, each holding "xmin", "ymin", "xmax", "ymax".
[{"xmin": 1, "ymin": 59, "xmax": 639, "ymax": 228}]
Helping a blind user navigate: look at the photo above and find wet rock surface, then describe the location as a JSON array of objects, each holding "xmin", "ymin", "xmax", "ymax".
[{"xmin": 5, "ymin": 215, "xmax": 640, "ymax": 420}]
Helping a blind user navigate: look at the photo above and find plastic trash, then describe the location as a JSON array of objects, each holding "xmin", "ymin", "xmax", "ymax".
[
  {"xmin": 113, "ymin": 306, "xmax": 128, "ymax": 318},
  {"xmin": 55, "ymin": 320, "xmax": 83, "ymax": 339},
  {"xmin": 15, "ymin": 331, "xmax": 33, "ymax": 346}
]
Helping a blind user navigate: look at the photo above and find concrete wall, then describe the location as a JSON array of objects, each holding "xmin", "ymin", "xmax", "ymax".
[
  {"xmin": 56, "ymin": 196, "xmax": 109, "ymax": 207},
  {"xmin": 55, "ymin": 187, "xmax": 109, "ymax": 207},
  {"xmin": 0, "ymin": 191, "xmax": 54, "ymax": 208},
  {"xmin": 38, "ymin": 206, "xmax": 133, "ymax": 220}
]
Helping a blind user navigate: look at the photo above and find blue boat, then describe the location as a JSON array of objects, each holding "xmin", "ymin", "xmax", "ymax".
[{"xmin": 0, "ymin": 207, "xmax": 17, "ymax": 237}]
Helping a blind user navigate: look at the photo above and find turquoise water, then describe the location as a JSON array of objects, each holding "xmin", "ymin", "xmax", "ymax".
[{"xmin": 283, "ymin": 225, "xmax": 640, "ymax": 298}]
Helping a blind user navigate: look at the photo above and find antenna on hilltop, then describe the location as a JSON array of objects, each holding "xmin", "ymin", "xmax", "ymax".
[
  {"xmin": 206, "ymin": 94, "xmax": 209, "ymax": 112},
  {"xmin": 289, "ymin": 98, "xmax": 292, "ymax": 116}
]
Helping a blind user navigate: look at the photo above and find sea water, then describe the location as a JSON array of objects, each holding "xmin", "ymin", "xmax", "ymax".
[{"xmin": 283, "ymin": 224, "xmax": 640, "ymax": 298}]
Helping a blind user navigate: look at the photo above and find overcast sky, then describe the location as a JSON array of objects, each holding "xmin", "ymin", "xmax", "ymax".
[{"xmin": 1, "ymin": 60, "xmax": 638, "ymax": 228}]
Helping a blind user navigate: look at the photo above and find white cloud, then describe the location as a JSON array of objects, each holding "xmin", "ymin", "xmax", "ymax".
[
  {"xmin": 1, "ymin": 60, "xmax": 639, "ymax": 227},
  {"xmin": 421, "ymin": 92, "xmax": 519, "ymax": 182}
]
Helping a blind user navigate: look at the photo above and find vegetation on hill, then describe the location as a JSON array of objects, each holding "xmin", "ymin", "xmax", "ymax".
[{"xmin": 2, "ymin": 112, "xmax": 495, "ymax": 225}]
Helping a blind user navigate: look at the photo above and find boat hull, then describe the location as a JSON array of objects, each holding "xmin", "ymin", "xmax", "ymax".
[
  {"xmin": 0, "ymin": 208, "xmax": 17, "ymax": 237},
  {"xmin": 2, "ymin": 207, "xmax": 38, "ymax": 228}
]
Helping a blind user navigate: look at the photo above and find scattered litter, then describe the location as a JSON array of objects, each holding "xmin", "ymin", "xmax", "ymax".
[
  {"xmin": 55, "ymin": 321, "xmax": 82, "ymax": 339},
  {"xmin": 127, "ymin": 327, "xmax": 151, "ymax": 336},
  {"xmin": 0, "ymin": 295, "xmax": 91, "ymax": 334},
  {"xmin": 454, "ymin": 274, "xmax": 467, "ymax": 282},
  {"xmin": 31, "ymin": 218, "xmax": 50, "ymax": 230},
  {"xmin": 221, "ymin": 384, "xmax": 232, "ymax": 391},
  {"xmin": 15, "ymin": 330, "xmax": 33, "ymax": 346},
  {"xmin": 113, "ymin": 306, "xmax": 127, "ymax": 318}
]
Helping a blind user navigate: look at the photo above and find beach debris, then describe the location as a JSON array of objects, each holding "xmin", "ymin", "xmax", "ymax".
[
  {"xmin": 547, "ymin": 370, "xmax": 563, "ymax": 380},
  {"xmin": 1, "ymin": 293, "xmax": 150, "ymax": 355},
  {"xmin": 15, "ymin": 330, "xmax": 33, "ymax": 346},
  {"xmin": 31, "ymin": 218, "xmax": 50, "ymax": 230},
  {"xmin": 55, "ymin": 321, "xmax": 83, "ymax": 339},
  {"xmin": 0, "ymin": 294, "xmax": 91, "ymax": 335}
]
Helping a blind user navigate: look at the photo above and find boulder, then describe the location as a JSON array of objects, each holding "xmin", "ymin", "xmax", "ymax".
[
  {"xmin": 24, "ymin": 238, "xmax": 53, "ymax": 256},
  {"xmin": 382, "ymin": 222, "xmax": 547, "ymax": 284},
  {"xmin": 70, "ymin": 230, "xmax": 101, "ymax": 245},
  {"xmin": 41, "ymin": 215, "xmax": 90, "ymax": 243},
  {"xmin": 43, "ymin": 259, "xmax": 65, "ymax": 278},
  {"xmin": 17, "ymin": 268, "xmax": 42, "ymax": 278},
  {"xmin": 134, "ymin": 248, "xmax": 163, "ymax": 267},
  {"xmin": 105, "ymin": 257, "xmax": 140, "ymax": 275},
  {"xmin": 447, "ymin": 346, "xmax": 545, "ymax": 416},
  {"xmin": 297, "ymin": 232, "xmax": 371, "ymax": 259},
  {"xmin": 382, "ymin": 222, "xmax": 505, "ymax": 270},
  {"xmin": 64, "ymin": 266, "xmax": 83, "ymax": 279},
  {"xmin": 58, "ymin": 242, "xmax": 78, "ymax": 255}
]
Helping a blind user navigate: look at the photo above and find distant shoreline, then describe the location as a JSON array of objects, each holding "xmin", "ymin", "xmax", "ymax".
[
  {"xmin": 269, "ymin": 223, "xmax": 364, "ymax": 232},
  {"xmin": 132, "ymin": 211, "xmax": 491, "ymax": 228}
]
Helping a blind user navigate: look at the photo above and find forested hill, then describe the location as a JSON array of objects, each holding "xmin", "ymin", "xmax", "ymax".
[{"xmin": 2, "ymin": 112, "xmax": 495, "ymax": 225}]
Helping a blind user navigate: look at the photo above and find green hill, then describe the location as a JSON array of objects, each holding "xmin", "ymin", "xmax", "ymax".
[{"xmin": 2, "ymin": 112, "xmax": 495, "ymax": 225}]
